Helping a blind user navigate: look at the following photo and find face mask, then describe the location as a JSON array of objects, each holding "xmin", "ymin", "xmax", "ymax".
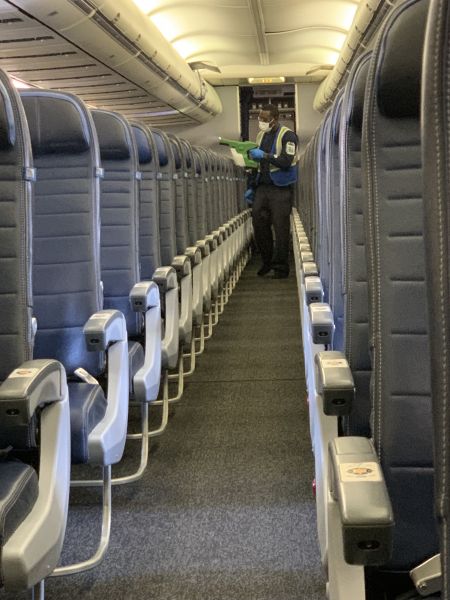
[{"xmin": 258, "ymin": 120, "xmax": 272, "ymax": 132}]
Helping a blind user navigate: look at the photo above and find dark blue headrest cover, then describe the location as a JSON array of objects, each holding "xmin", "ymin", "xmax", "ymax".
[
  {"xmin": 0, "ymin": 80, "xmax": 15, "ymax": 150},
  {"xmin": 21, "ymin": 94, "xmax": 89, "ymax": 156},
  {"xmin": 153, "ymin": 131, "xmax": 168, "ymax": 167},
  {"xmin": 132, "ymin": 125, "xmax": 152, "ymax": 165},
  {"xmin": 92, "ymin": 110, "xmax": 131, "ymax": 160},
  {"xmin": 377, "ymin": 0, "xmax": 428, "ymax": 119},
  {"xmin": 170, "ymin": 140, "xmax": 181, "ymax": 169}
]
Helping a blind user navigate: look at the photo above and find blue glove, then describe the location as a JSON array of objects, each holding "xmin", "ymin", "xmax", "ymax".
[
  {"xmin": 249, "ymin": 148, "xmax": 266, "ymax": 161},
  {"xmin": 244, "ymin": 188, "xmax": 255, "ymax": 205}
]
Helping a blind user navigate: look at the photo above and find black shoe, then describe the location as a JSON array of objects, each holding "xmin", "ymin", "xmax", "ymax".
[
  {"xmin": 257, "ymin": 264, "xmax": 272, "ymax": 277},
  {"xmin": 272, "ymin": 270, "xmax": 289, "ymax": 279}
]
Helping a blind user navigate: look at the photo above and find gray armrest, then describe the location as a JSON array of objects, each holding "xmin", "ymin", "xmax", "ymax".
[
  {"xmin": 2, "ymin": 362, "xmax": 70, "ymax": 589},
  {"xmin": 130, "ymin": 280, "xmax": 160, "ymax": 313},
  {"xmin": 204, "ymin": 234, "xmax": 218, "ymax": 253},
  {"xmin": 303, "ymin": 261, "xmax": 319, "ymax": 277},
  {"xmin": 172, "ymin": 255, "xmax": 193, "ymax": 345},
  {"xmin": 196, "ymin": 240, "xmax": 212, "ymax": 312},
  {"xmin": 185, "ymin": 247, "xmax": 203, "ymax": 326},
  {"xmin": 218, "ymin": 225, "xmax": 228, "ymax": 240},
  {"xmin": 0, "ymin": 359, "xmax": 67, "ymax": 434},
  {"xmin": 130, "ymin": 281, "xmax": 162, "ymax": 403},
  {"xmin": 153, "ymin": 266, "xmax": 179, "ymax": 370},
  {"xmin": 305, "ymin": 276, "xmax": 324, "ymax": 305},
  {"xmin": 83, "ymin": 309, "xmax": 127, "ymax": 352},
  {"xmin": 84, "ymin": 309, "xmax": 129, "ymax": 465},
  {"xmin": 309, "ymin": 303, "xmax": 335, "ymax": 345},
  {"xmin": 301, "ymin": 250, "xmax": 314, "ymax": 263},
  {"xmin": 315, "ymin": 351, "xmax": 355, "ymax": 416},
  {"xmin": 205, "ymin": 235, "xmax": 219, "ymax": 299},
  {"xmin": 184, "ymin": 246, "xmax": 202, "ymax": 269},
  {"xmin": 329, "ymin": 436, "xmax": 394, "ymax": 566},
  {"xmin": 195, "ymin": 239, "xmax": 210, "ymax": 259}
]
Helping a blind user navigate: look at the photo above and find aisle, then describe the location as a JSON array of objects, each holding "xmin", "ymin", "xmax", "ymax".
[{"xmin": 13, "ymin": 258, "xmax": 325, "ymax": 600}]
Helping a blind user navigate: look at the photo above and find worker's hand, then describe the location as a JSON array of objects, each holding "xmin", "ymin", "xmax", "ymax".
[
  {"xmin": 249, "ymin": 148, "xmax": 266, "ymax": 161},
  {"xmin": 244, "ymin": 188, "xmax": 255, "ymax": 205}
]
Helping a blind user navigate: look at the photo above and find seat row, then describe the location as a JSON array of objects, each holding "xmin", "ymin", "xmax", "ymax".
[
  {"xmin": 0, "ymin": 69, "xmax": 252, "ymax": 599},
  {"xmin": 293, "ymin": 0, "xmax": 449, "ymax": 597}
]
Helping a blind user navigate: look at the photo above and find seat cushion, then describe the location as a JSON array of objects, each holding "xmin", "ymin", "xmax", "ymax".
[
  {"xmin": 0, "ymin": 461, "xmax": 38, "ymax": 558},
  {"xmin": 128, "ymin": 341, "xmax": 144, "ymax": 398},
  {"xmin": 68, "ymin": 382, "xmax": 107, "ymax": 464}
]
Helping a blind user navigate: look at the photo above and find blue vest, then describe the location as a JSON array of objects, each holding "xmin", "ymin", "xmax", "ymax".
[{"xmin": 256, "ymin": 125, "xmax": 298, "ymax": 186}]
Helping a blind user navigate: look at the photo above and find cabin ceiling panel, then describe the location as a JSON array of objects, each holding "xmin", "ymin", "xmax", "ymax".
[{"xmin": 141, "ymin": 0, "xmax": 362, "ymax": 84}]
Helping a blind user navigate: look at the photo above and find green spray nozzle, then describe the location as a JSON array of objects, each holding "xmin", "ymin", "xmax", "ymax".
[{"xmin": 219, "ymin": 137, "xmax": 258, "ymax": 168}]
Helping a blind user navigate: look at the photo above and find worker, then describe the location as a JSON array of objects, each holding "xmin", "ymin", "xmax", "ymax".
[{"xmin": 246, "ymin": 104, "xmax": 298, "ymax": 278}]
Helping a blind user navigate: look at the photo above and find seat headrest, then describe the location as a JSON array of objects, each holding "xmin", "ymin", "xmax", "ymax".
[
  {"xmin": 92, "ymin": 110, "xmax": 131, "ymax": 160},
  {"xmin": 0, "ymin": 80, "xmax": 15, "ymax": 150},
  {"xmin": 132, "ymin": 125, "xmax": 152, "ymax": 165},
  {"xmin": 153, "ymin": 131, "xmax": 168, "ymax": 167},
  {"xmin": 21, "ymin": 93, "xmax": 90, "ymax": 156},
  {"xmin": 377, "ymin": 0, "xmax": 428, "ymax": 119},
  {"xmin": 170, "ymin": 140, "xmax": 182, "ymax": 169}
]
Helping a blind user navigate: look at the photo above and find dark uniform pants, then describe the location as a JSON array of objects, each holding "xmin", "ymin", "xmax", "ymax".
[{"xmin": 252, "ymin": 183, "xmax": 292, "ymax": 274}]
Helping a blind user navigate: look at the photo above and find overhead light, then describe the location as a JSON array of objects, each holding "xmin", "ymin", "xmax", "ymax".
[
  {"xmin": 248, "ymin": 76, "xmax": 285, "ymax": 84},
  {"xmin": 172, "ymin": 39, "xmax": 197, "ymax": 60},
  {"xmin": 132, "ymin": 0, "xmax": 154, "ymax": 14}
]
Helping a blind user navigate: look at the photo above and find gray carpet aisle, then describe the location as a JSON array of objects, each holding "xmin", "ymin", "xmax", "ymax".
[{"xmin": 5, "ymin": 257, "xmax": 325, "ymax": 600}]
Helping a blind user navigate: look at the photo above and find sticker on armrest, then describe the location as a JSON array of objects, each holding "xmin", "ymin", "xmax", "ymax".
[
  {"xmin": 339, "ymin": 462, "xmax": 383, "ymax": 483},
  {"xmin": 9, "ymin": 367, "xmax": 40, "ymax": 378}
]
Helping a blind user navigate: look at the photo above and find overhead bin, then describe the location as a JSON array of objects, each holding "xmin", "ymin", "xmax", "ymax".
[
  {"xmin": 314, "ymin": 0, "xmax": 391, "ymax": 112},
  {"xmin": 9, "ymin": 0, "xmax": 222, "ymax": 123}
]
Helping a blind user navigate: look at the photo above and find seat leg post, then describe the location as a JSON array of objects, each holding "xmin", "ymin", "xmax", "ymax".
[
  {"xmin": 52, "ymin": 466, "xmax": 112, "ymax": 576},
  {"xmin": 31, "ymin": 580, "xmax": 45, "ymax": 600},
  {"xmin": 195, "ymin": 319, "xmax": 205, "ymax": 355},
  {"xmin": 183, "ymin": 334, "xmax": 196, "ymax": 377},
  {"xmin": 203, "ymin": 309, "xmax": 213, "ymax": 340}
]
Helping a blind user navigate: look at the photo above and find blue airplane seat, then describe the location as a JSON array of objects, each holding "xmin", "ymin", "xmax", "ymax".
[
  {"xmin": 0, "ymin": 68, "xmax": 70, "ymax": 596},
  {"xmin": 130, "ymin": 122, "xmax": 162, "ymax": 280},
  {"xmin": 21, "ymin": 88, "xmax": 129, "ymax": 574},
  {"xmin": 422, "ymin": 0, "xmax": 450, "ymax": 594},
  {"xmin": 326, "ymin": 2, "xmax": 437, "ymax": 598},
  {"xmin": 151, "ymin": 128, "xmax": 178, "ymax": 266},
  {"xmin": 340, "ymin": 52, "xmax": 372, "ymax": 438}
]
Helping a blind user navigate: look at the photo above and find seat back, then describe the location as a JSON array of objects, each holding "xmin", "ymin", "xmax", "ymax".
[
  {"xmin": 328, "ymin": 92, "xmax": 344, "ymax": 350},
  {"xmin": 362, "ymin": 0, "xmax": 436, "ymax": 570},
  {"xmin": 21, "ymin": 90, "xmax": 103, "ymax": 376},
  {"xmin": 151, "ymin": 127, "xmax": 177, "ymax": 265},
  {"xmin": 0, "ymin": 71, "xmax": 34, "ymax": 382},
  {"xmin": 316, "ymin": 112, "xmax": 332, "ymax": 300},
  {"xmin": 340, "ymin": 52, "xmax": 372, "ymax": 437},
  {"xmin": 197, "ymin": 147, "xmax": 213, "ymax": 234},
  {"xmin": 91, "ymin": 109, "xmax": 140, "ymax": 337},
  {"xmin": 168, "ymin": 134, "xmax": 189, "ymax": 254},
  {"xmin": 192, "ymin": 146, "xmax": 207, "ymax": 239},
  {"xmin": 422, "ymin": 0, "xmax": 450, "ymax": 587},
  {"xmin": 179, "ymin": 138, "xmax": 198, "ymax": 245},
  {"xmin": 130, "ymin": 122, "xmax": 161, "ymax": 279}
]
